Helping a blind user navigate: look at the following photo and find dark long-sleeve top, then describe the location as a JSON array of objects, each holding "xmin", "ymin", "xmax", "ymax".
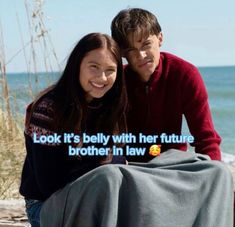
[
  {"xmin": 19, "ymin": 94, "xmax": 125, "ymax": 201},
  {"xmin": 125, "ymin": 52, "xmax": 221, "ymax": 162}
]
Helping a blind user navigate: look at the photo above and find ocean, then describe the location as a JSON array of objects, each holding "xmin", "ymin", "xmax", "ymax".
[{"xmin": 1, "ymin": 66, "xmax": 235, "ymax": 159}]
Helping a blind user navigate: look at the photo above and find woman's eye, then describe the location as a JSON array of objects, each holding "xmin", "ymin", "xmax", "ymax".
[
  {"xmin": 90, "ymin": 65, "xmax": 98, "ymax": 70},
  {"xmin": 108, "ymin": 68, "xmax": 116, "ymax": 72},
  {"xmin": 106, "ymin": 68, "xmax": 116, "ymax": 76}
]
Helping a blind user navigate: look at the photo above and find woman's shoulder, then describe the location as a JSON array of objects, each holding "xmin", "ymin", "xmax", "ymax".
[
  {"xmin": 29, "ymin": 92, "xmax": 55, "ymax": 121},
  {"xmin": 24, "ymin": 92, "xmax": 58, "ymax": 140},
  {"xmin": 34, "ymin": 93, "xmax": 55, "ymax": 117}
]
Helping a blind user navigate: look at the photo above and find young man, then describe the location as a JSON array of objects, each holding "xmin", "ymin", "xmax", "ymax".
[{"xmin": 111, "ymin": 8, "xmax": 221, "ymax": 162}]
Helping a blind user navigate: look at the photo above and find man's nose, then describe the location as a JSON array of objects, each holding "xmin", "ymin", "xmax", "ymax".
[{"xmin": 137, "ymin": 50, "xmax": 147, "ymax": 59}]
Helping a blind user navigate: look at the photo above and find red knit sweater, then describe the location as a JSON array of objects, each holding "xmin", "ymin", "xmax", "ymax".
[{"xmin": 125, "ymin": 52, "xmax": 221, "ymax": 161}]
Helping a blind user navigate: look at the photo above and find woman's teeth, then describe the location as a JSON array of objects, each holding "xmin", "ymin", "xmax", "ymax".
[{"xmin": 91, "ymin": 82, "xmax": 105, "ymax": 88}]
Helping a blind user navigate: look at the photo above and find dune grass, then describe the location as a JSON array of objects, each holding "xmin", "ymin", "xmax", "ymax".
[
  {"xmin": 0, "ymin": 0, "xmax": 60, "ymax": 200},
  {"xmin": 0, "ymin": 110, "xmax": 25, "ymax": 199}
]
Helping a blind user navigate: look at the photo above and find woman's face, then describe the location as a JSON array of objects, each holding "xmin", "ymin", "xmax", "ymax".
[{"xmin": 79, "ymin": 47, "xmax": 117, "ymax": 102}]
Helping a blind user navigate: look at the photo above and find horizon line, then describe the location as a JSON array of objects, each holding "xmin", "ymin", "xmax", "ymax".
[{"xmin": 5, "ymin": 64, "xmax": 235, "ymax": 74}]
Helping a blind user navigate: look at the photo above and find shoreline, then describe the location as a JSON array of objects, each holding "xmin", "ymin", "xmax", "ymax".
[{"xmin": 222, "ymin": 152, "xmax": 235, "ymax": 164}]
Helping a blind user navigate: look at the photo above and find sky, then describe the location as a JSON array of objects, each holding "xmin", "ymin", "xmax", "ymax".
[{"xmin": 0, "ymin": 0, "xmax": 235, "ymax": 73}]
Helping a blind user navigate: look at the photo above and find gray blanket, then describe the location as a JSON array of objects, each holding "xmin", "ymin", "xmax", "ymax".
[{"xmin": 40, "ymin": 150, "xmax": 233, "ymax": 227}]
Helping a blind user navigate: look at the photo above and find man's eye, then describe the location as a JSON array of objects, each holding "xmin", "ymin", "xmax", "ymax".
[
  {"xmin": 125, "ymin": 48, "xmax": 135, "ymax": 54},
  {"xmin": 143, "ymin": 42, "xmax": 151, "ymax": 48}
]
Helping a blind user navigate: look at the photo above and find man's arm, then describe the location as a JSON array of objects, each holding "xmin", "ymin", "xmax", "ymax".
[{"xmin": 182, "ymin": 66, "xmax": 221, "ymax": 160}]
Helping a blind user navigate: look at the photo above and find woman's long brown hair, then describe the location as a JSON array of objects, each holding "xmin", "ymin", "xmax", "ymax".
[{"xmin": 27, "ymin": 33, "xmax": 127, "ymax": 136}]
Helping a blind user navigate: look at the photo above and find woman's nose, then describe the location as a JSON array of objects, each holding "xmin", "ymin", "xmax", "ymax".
[{"xmin": 97, "ymin": 71, "xmax": 107, "ymax": 81}]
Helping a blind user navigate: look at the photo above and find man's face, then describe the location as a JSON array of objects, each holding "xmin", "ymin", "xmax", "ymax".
[{"xmin": 123, "ymin": 33, "xmax": 163, "ymax": 82}]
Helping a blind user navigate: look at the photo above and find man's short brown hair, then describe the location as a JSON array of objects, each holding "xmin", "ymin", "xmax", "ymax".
[{"xmin": 111, "ymin": 8, "xmax": 162, "ymax": 49}]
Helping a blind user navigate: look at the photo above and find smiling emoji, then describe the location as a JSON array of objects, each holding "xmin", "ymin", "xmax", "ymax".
[{"xmin": 149, "ymin": 144, "xmax": 161, "ymax": 156}]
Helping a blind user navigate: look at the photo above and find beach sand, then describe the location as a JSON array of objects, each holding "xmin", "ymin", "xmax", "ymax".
[{"xmin": 0, "ymin": 199, "xmax": 29, "ymax": 227}]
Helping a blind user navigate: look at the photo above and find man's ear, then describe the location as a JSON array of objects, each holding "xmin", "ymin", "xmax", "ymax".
[{"xmin": 158, "ymin": 32, "xmax": 163, "ymax": 47}]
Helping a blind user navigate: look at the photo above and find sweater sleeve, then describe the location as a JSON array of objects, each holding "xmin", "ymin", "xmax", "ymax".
[
  {"xmin": 22, "ymin": 97, "xmax": 127, "ymax": 200},
  {"xmin": 182, "ymin": 66, "xmax": 221, "ymax": 160},
  {"xmin": 23, "ymin": 97, "xmax": 68, "ymax": 198}
]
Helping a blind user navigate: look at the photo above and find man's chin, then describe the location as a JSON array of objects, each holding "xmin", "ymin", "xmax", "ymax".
[{"xmin": 137, "ymin": 69, "xmax": 154, "ymax": 81}]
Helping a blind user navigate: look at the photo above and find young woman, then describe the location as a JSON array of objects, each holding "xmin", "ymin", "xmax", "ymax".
[{"xmin": 19, "ymin": 33, "xmax": 127, "ymax": 227}]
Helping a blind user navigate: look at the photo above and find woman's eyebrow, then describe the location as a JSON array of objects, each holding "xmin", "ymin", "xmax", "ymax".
[
  {"xmin": 88, "ymin": 61, "xmax": 100, "ymax": 65},
  {"xmin": 88, "ymin": 60, "xmax": 117, "ymax": 68}
]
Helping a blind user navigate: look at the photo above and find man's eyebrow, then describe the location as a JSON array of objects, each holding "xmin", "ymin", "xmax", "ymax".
[{"xmin": 143, "ymin": 38, "xmax": 152, "ymax": 43}]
